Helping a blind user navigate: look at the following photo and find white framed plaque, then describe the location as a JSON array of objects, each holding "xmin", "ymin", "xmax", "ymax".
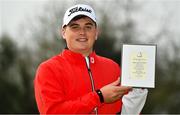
[{"xmin": 121, "ymin": 44, "xmax": 156, "ymax": 88}]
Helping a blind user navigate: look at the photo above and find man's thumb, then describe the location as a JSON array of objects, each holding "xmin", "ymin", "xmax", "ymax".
[{"xmin": 111, "ymin": 77, "xmax": 120, "ymax": 86}]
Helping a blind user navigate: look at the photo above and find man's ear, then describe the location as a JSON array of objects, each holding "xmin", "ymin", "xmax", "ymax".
[{"xmin": 61, "ymin": 27, "xmax": 66, "ymax": 40}]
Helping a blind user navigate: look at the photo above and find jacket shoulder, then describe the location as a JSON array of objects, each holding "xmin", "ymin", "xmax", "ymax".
[
  {"xmin": 96, "ymin": 55, "xmax": 118, "ymax": 64},
  {"xmin": 37, "ymin": 54, "xmax": 65, "ymax": 71},
  {"xmin": 96, "ymin": 55, "xmax": 120, "ymax": 68}
]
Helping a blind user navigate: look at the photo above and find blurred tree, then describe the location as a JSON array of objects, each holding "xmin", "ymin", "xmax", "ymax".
[
  {"xmin": 0, "ymin": 35, "xmax": 17, "ymax": 71},
  {"xmin": 0, "ymin": 35, "xmax": 38, "ymax": 113},
  {"xmin": 16, "ymin": 47, "xmax": 38, "ymax": 113},
  {"xmin": 142, "ymin": 38, "xmax": 180, "ymax": 113},
  {"xmin": 93, "ymin": 14, "xmax": 121, "ymax": 64},
  {"xmin": 0, "ymin": 35, "xmax": 20, "ymax": 113}
]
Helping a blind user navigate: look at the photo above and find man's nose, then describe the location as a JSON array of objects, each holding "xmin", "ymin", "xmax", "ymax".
[{"xmin": 79, "ymin": 27, "xmax": 86, "ymax": 35}]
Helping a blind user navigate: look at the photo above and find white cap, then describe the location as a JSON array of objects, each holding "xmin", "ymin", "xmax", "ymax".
[{"xmin": 62, "ymin": 4, "xmax": 97, "ymax": 27}]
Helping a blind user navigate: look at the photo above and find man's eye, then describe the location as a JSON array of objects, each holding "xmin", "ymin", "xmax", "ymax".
[
  {"xmin": 71, "ymin": 26, "xmax": 79, "ymax": 29},
  {"xmin": 85, "ymin": 26, "xmax": 92, "ymax": 30}
]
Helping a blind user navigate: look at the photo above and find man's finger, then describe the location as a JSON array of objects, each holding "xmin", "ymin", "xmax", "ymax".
[
  {"xmin": 115, "ymin": 86, "xmax": 132, "ymax": 93},
  {"xmin": 110, "ymin": 77, "xmax": 120, "ymax": 86}
]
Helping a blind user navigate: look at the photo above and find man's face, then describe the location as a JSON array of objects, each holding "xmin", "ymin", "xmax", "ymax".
[{"xmin": 62, "ymin": 17, "xmax": 98, "ymax": 56}]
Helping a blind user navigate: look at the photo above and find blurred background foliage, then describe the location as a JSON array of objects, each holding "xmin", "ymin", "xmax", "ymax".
[{"xmin": 0, "ymin": 0, "xmax": 180, "ymax": 113}]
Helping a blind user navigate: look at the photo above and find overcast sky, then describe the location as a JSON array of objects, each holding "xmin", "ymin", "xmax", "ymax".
[
  {"xmin": 1, "ymin": 0, "xmax": 48, "ymax": 38},
  {"xmin": 1, "ymin": 0, "xmax": 180, "ymax": 45}
]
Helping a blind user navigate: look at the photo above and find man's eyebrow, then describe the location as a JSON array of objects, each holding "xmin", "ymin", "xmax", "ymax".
[
  {"xmin": 85, "ymin": 22, "xmax": 94, "ymax": 26},
  {"xmin": 68, "ymin": 22, "xmax": 95, "ymax": 27},
  {"xmin": 68, "ymin": 23, "xmax": 79, "ymax": 27}
]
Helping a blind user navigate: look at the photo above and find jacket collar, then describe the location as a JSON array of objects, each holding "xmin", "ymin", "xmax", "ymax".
[{"xmin": 61, "ymin": 49, "xmax": 97, "ymax": 65}]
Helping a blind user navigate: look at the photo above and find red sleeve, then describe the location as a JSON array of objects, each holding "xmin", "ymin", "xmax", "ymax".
[
  {"xmin": 34, "ymin": 63, "xmax": 101, "ymax": 114},
  {"xmin": 113, "ymin": 61, "xmax": 121, "ymax": 80}
]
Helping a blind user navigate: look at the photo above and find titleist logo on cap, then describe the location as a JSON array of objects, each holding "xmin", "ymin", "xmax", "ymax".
[{"xmin": 68, "ymin": 6, "xmax": 92, "ymax": 16}]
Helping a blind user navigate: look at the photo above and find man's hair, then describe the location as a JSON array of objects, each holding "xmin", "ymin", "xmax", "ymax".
[{"xmin": 66, "ymin": 15, "xmax": 97, "ymax": 27}]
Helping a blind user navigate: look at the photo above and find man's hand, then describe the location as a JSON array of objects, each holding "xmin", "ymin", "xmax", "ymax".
[{"xmin": 100, "ymin": 78, "xmax": 132, "ymax": 103}]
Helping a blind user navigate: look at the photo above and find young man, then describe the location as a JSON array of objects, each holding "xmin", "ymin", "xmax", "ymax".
[{"xmin": 34, "ymin": 4, "xmax": 148, "ymax": 114}]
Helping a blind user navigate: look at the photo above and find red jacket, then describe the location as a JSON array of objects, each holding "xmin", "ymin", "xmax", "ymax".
[{"xmin": 34, "ymin": 49, "xmax": 122, "ymax": 114}]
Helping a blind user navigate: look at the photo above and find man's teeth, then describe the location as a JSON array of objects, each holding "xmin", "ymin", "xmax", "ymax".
[{"xmin": 77, "ymin": 38, "xmax": 88, "ymax": 42}]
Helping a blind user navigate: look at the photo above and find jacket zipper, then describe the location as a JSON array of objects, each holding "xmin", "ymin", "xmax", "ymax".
[{"xmin": 85, "ymin": 56, "xmax": 98, "ymax": 115}]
